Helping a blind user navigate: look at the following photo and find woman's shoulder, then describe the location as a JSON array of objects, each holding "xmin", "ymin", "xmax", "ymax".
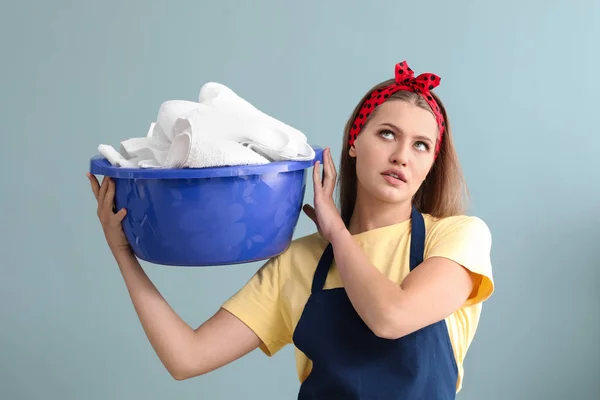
[
  {"xmin": 287, "ymin": 231, "xmax": 329, "ymax": 258},
  {"xmin": 260, "ymin": 231, "xmax": 329, "ymax": 283},
  {"xmin": 423, "ymin": 213, "xmax": 491, "ymax": 241},
  {"xmin": 269, "ymin": 231, "xmax": 328, "ymax": 267}
]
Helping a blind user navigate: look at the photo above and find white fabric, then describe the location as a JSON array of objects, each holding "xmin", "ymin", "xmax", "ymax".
[{"xmin": 97, "ymin": 83, "xmax": 314, "ymax": 169}]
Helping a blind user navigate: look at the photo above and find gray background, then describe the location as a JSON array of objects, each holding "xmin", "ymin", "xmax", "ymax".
[{"xmin": 1, "ymin": 0, "xmax": 598, "ymax": 399}]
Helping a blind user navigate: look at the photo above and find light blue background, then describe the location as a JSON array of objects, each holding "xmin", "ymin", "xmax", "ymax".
[{"xmin": 1, "ymin": 1, "xmax": 598, "ymax": 399}]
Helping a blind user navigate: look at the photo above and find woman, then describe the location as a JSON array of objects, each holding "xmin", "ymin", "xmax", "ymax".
[{"xmin": 87, "ymin": 60, "xmax": 494, "ymax": 399}]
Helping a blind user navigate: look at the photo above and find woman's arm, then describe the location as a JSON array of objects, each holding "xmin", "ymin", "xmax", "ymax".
[
  {"xmin": 88, "ymin": 174, "xmax": 260, "ymax": 380},
  {"xmin": 329, "ymin": 230, "xmax": 473, "ymax": 340},
  {"xmin": 304, "ymin": 149, "xmax": 478, "ymax": 340},
  {"xmin": 114, "ymin": 249, "xmax": 261, "ymax": 380}
]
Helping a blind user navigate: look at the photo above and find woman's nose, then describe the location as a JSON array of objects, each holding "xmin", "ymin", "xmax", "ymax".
[{"xmin": 390, "ymin": 144, "xmax": 409, "ymax": 166}]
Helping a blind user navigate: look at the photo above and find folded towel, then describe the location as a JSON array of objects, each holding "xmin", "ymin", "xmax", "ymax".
[
  {"xmin": 98, "ymin": 82, "xmax": 313, "ymax": 169},
  {"xmin": 165, "ymin": 133, "xmax": 271, "ymax": 169}
]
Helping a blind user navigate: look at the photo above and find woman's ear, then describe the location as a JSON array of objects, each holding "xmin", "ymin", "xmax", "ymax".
[{"xmin": 349, "ymin": 144, "xmax": 356, "ymax": 158}]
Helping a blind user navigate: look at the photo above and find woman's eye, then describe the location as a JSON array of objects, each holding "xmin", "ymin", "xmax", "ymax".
[
  {"xmin": 378, "ymin": 130, "xmax": 430, "ymax": 151},
  {"xmin": 379, "ymin": 130, "xmax": 394, "ymax": 140},
  {"xmin": 414, "ymin": 141, "xmax": 430, "ymax": 151}
]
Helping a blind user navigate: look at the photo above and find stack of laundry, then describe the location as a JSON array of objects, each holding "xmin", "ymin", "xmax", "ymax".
[{"xmin": 98, "ymin": 82, "xmax": 315, "ymax": 168}]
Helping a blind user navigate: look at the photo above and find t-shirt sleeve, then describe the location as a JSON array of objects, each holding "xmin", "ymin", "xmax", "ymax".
[
  {"xmin": 221, "ymin": 255, "xmax": 291, "ymax": 357},
  {"xmin": 425, "ymin": 216, "xmax": 494, "ymax": 306}
]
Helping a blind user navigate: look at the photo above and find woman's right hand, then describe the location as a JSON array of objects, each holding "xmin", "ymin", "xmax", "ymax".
[{"xmin": 87, "ymin": 173, "xmax": 131, "ymax": 255}]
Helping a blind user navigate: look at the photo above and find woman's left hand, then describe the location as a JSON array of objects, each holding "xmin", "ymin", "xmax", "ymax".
[{"xmin": 303, "ymin": 147, "xmax": 347, "ymax": 243}]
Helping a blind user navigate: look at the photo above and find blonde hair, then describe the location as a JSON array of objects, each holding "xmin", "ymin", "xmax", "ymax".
[{"xmin": 337, "ymin": 78, "xmax": 469, "ymax": 226}]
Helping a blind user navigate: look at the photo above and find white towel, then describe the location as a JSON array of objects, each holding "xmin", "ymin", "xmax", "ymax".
[
  {"xmin": 198, "ymin": 82, "xmax": 313, "ymax": 158},
  {"xmin": 97, "ymin": 82, "xmax": 314, "ymax": 169},
  {"xmin": 97, "ymin": 123, "xmax": 168, "ymax": 168}
]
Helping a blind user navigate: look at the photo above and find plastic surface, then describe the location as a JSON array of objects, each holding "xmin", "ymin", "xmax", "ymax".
[
  {"xmin": 89, "ymin": 147, "xmax": 323, "ymax": 179},
  {"xmin": 89, "ymin": 146, "xmax": 324, "ymax": 266}
]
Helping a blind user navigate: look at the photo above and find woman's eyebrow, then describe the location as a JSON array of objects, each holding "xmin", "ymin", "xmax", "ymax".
[{"xmin": 380, "ymin": 122, "xmax": 434, "ymax": 143}]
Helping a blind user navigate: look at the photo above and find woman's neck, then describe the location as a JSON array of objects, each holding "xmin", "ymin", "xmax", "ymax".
[{"xmin": 347, "ymin": 195, "xmax": 412, "ymax": 235}]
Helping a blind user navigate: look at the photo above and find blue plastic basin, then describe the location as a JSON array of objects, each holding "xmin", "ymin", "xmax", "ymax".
[{"xmin": 89, "ymin": 146, "xmax": 324, "ymax": 266}]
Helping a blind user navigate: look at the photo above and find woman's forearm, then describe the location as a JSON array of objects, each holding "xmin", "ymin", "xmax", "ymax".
[
  {"xmin": 112, "ymin": 249, "xmax": 197, "ymax": 377},
  {"xmin": 329, "ymin": 229, "xmax": 404, "ymax": 338}
]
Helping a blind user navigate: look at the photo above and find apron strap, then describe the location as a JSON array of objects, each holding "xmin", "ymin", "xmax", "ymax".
[
  {"xmin": 409, "ymin": 206, "xmax": 426, "ymax": 271},
  {"xmin": 310, "ymin": 206, "xmax": 426, "ymax": 293},
  {"xmin": 311, "ymin": 243, "xmax": 334, "ymax": 294}
]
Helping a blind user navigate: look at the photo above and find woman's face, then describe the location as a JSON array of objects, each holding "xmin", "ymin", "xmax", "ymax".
[{"xmin": 350, "ymin": 100, "xmax": 438, "ymax": 206}]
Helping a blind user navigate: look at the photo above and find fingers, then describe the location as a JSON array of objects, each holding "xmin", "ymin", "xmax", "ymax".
[
  {"xmin": 90, "ymin": 175, "xmax": 120, "ymax": 218},
  {"xmin": 88, "ymin": 174, "xmax": 127, "ymax": 230},
  {"xmin": 87, "ymin": 173, "xmax": 100, "ymax": 200},
  {"xmin": 312, "ymin": 160, "xmax": 322, "ymax": 199},
  {"xmin": 98, "ymin": 176, "xmax": 109, "ymax": 207},
  {"xmin": 115, "ymin": 207, "xmax": 127, "ymax": 222},
  {"xmin": 312, "ymin": 147, "xmax": 338, "ymax": 201},
  {"xmin": 303, "ymin": 204, "xmax": 316, "ymax": 223},
  {"xmin": 322, "ymin": 148, "xmax": 337, "ymax": 195},
  {"xmin": 303, "ymin": 204, "xmax": 320, "ymax": 236},
  {"xmin": 103, "ymin": 177, "xmax": 116, "ymax": 211}
]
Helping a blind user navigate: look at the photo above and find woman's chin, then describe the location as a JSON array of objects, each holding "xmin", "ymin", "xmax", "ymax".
[
  {"xmin": 370, "ymin": 185, "xmax": 412, "ymax": 205},
  {"xmin": 357, "ymin": 178, "xmax": 413, "ymax": 206}
]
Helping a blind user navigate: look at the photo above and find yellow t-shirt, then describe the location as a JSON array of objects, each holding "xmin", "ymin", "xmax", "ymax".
[{"xmin": 221, "ymin": 213, "xmax": 494, "ymax": 393}]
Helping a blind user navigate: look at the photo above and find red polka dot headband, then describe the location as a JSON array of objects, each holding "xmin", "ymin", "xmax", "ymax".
[{"xmin": 348, "ymin": 61, "xmax": 446, "ymax": 156}]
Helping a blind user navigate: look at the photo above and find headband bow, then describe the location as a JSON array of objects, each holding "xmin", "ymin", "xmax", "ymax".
[{"xmin": 348, "ymin": 61, "xmax": 446, "ymax": 156}]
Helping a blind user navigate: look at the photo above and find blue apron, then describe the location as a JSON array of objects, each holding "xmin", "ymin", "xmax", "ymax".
[{"xmin": 292, "ymin": 207, "xmax": 458, "ymax": 399}]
